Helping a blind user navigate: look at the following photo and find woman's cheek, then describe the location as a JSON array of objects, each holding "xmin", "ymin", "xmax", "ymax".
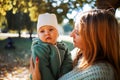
[{"xmin": 76, "ymin": 37, "xmax": 84, "ymax": 50}]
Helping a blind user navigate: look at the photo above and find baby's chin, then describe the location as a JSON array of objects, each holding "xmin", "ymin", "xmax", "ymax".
[
  {"xmin": 42, "ymin": 39, "xmax": 56, "ymax": 45},
  {"xmin": 46, "ymin": 41, "xmax": 55, "ymax": 45}
]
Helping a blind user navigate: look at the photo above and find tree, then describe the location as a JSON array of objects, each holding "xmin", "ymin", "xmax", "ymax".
[
  {"xmin": 0, "ymin": 0, "xmax": 120, "ymax": 37},
  {"xmin": 96, "ymin": 0, "xmax": 120, "ymax": 14},
  {"xmin": 1, "ymin": 0, "xmax": 120, "ymax": 23},
  {"xmin": 25, "ymin": 13, "xmax": 36, "ymax": 39},
  {"xmin": 0, "ymin": 0, "xmax": 95, "ymax": 23},
  {"xmin": 6, "ymin": 10, "xmax": 26, "ymax": 37}
]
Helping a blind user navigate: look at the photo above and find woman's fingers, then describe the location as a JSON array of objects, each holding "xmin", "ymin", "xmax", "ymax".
[
  {"xmin": 30, "ymin": 56, "xmax": 34, "ymax": 73},
  {"xmin": 32, "ymin": 57, "xmax": 41, "ymax": 80},
  {"xmin": 35, "ymin": 57, "xmax": 39, "ymax": 69}
]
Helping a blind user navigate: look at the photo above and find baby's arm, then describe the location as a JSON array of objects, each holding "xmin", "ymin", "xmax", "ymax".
[
  {"xmin": 31, "ymin": 45, "xmax": 55, "ymax": 80},
  {"xmin": 59, "ymin": 48, "xmax": 73, "ymax": 76}
]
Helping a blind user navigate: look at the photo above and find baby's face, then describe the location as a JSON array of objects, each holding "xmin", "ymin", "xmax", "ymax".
[{"xmin": 38, "ymin": 25, "xmax": 59, "ymax": 45}]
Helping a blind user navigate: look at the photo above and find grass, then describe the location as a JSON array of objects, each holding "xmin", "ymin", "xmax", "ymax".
[
  {"xmin": 0, "ymin": 37, "xmax": 32, "ymax": 68},
  {"xmin": 0, "ymin": 36, "xmax": 74, "ymax": 68},
  {"xmin": 0, "ymin": 35, "xmax": 75, "ymax": 79}
]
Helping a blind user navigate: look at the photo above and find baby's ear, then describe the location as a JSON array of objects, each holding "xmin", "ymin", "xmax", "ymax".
[{"xmin": 107, "ymin": 8, "xmax": 115, "ymax": 15}]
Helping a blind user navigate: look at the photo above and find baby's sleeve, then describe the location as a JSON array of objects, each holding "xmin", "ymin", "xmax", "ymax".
[
  {"xmin": 59, "ymin": 45, "xmax": 73, "ymax": 77},
  {"xmin": 31, "ymin": 44, "xmax": 55, "ymax": 80}
]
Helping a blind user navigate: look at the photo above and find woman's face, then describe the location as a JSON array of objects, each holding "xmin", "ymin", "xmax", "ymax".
[{"xmin": 70, "ymin": 23, "xmax": 85, "ymax": 51}]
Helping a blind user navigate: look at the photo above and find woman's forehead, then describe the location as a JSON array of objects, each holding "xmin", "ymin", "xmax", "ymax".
[
  {"xmin": 74, "ymin": 22, "xmax": 80, "ymax": 29},
  {"xmin": 74, "ymin": 23, "xmax": 83, "ymax": 33}
]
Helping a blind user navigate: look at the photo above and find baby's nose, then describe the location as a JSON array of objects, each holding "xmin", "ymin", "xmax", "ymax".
[{"xmin": 45, "ymin": 31, "xmax": 50, "ymax": 35}]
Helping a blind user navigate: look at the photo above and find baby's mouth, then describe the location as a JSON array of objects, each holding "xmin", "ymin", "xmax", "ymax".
[{"xmin": 46, "ymin": 37, "xmax": 52, "ymax": 40}]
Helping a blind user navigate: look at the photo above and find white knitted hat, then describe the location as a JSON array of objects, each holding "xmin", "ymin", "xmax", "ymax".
[{"xmin": 37, "ymin": 13, "xmax": 58, "ymax": 31}]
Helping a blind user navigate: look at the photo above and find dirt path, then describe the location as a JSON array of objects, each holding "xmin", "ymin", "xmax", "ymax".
[{"xmin": 0, "ymin": 67, "xmax": 30, "ymax": 80}]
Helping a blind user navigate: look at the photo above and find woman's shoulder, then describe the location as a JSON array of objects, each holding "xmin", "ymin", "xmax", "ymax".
[
  {"xmin": 89, "ymin": 62, "xmax": 114, "ymax": 73},
  {"xmin": 59, "ymin": 62, "xmax": 115, "ymax": 80},
  {"xmin": 81, "ymin": 62, "xmax": 115, "ymax": 80}
]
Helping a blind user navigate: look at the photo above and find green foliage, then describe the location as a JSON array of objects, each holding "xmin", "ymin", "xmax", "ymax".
[
  {"xmin": 0, "ymin": 0, "xmax": 96, "ymax": 35},
  {"xmin": 0, "ymin": 15, "xmax": 7, "ymax": 29},
  {"xmin": 0, "ymin": 0, "xmax": 96, "ymax": 23},
  {"xmin": 1, "ymin": 0, "xmax": 120, "ymax": 24},
  {"xmin": 2, "ymin": 0, "xmax": 120, "ymax": 37}
]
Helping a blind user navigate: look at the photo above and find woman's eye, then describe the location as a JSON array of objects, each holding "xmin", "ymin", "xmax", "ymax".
[{"xmin": 75, "ymin": 31, "xmax": 79, "ymax": 35}]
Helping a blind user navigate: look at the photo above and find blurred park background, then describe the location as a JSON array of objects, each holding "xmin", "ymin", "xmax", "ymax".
[{"xmin": 0, "ymin": 0, "xmax": 120, "ymax": 80}]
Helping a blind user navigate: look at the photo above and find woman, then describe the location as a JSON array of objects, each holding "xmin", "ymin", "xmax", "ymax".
[{"xmin": 30, "ymin": 9, "xmax": 120, "ymax": 80}]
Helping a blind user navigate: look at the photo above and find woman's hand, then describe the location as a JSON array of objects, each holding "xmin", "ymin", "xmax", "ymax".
[{"xmin": 30, "ymin": 56, "xmax": 41, "ymax": 80}]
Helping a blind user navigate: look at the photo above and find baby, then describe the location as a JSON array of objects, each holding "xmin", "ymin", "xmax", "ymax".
[{"xmin": 30, "ymin": 13, "xmax": 73, "ymax": 80}]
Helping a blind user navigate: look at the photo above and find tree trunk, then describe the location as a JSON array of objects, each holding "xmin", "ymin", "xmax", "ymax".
[
  {"xmin": 29, "ymin": 28, "xmax": 33, "ymax": 40},
  {"xmin": 18, "ymin": 28, "xmax": 21, "ymax": 38}
]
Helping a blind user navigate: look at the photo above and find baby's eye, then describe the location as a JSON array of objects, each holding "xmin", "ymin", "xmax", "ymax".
[
  {"xmin": 49, "ymin": 28, "xmax": 54, "ymax": 31},
  {"xmin": 40, "ymin": 30, "xmax": 45, "ymax": 33}
]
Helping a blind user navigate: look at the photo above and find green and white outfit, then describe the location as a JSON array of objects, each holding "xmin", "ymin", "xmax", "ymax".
[{"xmin": 31, "ymin": 38, "xmax": 73, "ymax": 80}]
